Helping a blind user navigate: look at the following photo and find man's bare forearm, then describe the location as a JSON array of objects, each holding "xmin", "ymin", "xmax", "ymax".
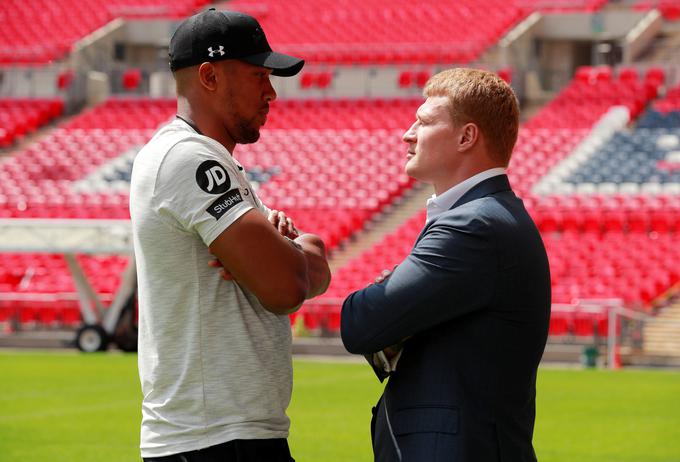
[{"xmin": 294, "ymin": 233, "xmax": 331, "ymax": 298}]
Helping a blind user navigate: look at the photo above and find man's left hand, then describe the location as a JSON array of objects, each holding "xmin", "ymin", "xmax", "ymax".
[{"xmin": 268, "ymin": 209, "xmax": 300, "ymax": 239}]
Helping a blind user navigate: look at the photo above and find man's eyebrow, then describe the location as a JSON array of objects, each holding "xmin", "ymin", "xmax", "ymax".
[{"xmin": 416, "ymin": 109, "xmax": 432, "ymax": 121}]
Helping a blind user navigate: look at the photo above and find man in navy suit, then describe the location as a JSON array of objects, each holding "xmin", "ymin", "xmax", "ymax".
[{"xmin": 341, "ymin": 68, "xmax": 551, "ymax": 462}]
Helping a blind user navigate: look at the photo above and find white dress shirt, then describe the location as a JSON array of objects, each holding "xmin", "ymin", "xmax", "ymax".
[{"xmin": 426, "ymin": 168, "xmax": 507, "ymax": 223}]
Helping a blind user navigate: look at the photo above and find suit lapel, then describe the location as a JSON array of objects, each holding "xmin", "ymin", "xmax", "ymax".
[{"xmin": 414, "ymin": 175, "xmax": 512, "ymax": 244}]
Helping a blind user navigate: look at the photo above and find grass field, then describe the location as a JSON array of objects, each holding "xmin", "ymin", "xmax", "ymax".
[{"xmin": 1, "ymin": 351, "xmax": 679, "ymax": 462}]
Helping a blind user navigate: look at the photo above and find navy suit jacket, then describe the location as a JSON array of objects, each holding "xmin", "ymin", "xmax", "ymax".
[{"xmin": 341, "ymin": 175, "xmax": 551, "ymax": 462}]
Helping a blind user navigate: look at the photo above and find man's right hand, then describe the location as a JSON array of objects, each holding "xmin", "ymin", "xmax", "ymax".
[{"xmin": 207, "ymin": 209, "xmax": 331, "ymax": 314}]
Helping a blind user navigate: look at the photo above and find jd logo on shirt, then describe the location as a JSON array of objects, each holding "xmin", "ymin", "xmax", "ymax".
[{"xmin": 196, "ymin": 160, "xmax": 231, "ymax": 194}]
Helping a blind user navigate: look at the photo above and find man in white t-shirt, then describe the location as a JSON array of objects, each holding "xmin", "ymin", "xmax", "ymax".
[{"xmin": 129, "ymin": 8, "xmax": 331, "ymax": 462}]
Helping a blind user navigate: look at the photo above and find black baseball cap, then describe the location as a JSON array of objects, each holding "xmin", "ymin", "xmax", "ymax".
[{"xmin": 169, "ymin": 8, "xmax": 304, "ymax": 77}]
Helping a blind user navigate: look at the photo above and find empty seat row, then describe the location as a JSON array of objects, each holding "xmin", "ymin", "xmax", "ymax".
[
  {"xmin": 3, "ymin": 67, "xmax": 679, "ymax": 330},
  {"xmin": 0, "ymin": 0, "xmax": 210, "ymax": 63},
  {"xmin": 228, "ymin": 0, "xmax": 526, "ymax": 64},
  {"xmin": 515, "ymin": 0, "xmax": 608, "ymax": 12},
  {"xmin": 0, "ymin": 0, "xmax": 628, "ymax": 67},
  {"xmin": 638, "ymin": 82, "xmax": 680, "ymax": 127},
  {"xmin": 634, "ymin": 0, "xmax": 680, "ymax": 20},
  {"xmin": 0, "ymin": 99, "xmax": 64, "ymax": 148},
  {"xmin": 531, "ymin": 207, "xmax": 680, "ymax": 234},
  {"xmin": 307, "ymin": 67, "xmax": 679, "ymax": 330},
  {"xmin": 526, "ymin": 72, "xmax": 660, "ymax": 130},
  {"xmin": 0, "ymin": 253, "xmax": 128, "ymax": 294},
  {"xmin": 309, "ymin": 220, "xmax": 679, "ymax": 334},
  {"xmin": 1, "ymin": 99, "xmax": 419, "ymax": 246},
  {"xmin": 548, "ymin": 308, "xmax": 611, "ymax": 337},
  {"xmin": 575, "ymin": 65, "xmax": 666, "ymax": 86},
  {"xmin": 0, "ymin": 299, "xmax": 84, "ymax": 328}
]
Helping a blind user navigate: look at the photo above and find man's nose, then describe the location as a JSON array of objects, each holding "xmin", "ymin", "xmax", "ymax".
[
  {"xmin": 264, "ymin": 77, "xmax": 277, "ymax": 102},
  {"xmin": 402, "ymin": 125, "xmax": 416, "ymax": 143}
]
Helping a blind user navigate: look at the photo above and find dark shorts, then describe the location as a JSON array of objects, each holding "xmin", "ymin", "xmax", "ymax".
[{"xmin": 143, "ymin": 438, "xmax": 294, "ymax": 462}]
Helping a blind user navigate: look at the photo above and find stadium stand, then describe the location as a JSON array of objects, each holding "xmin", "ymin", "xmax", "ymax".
[
  {"xmin": 638, "ymin": 80, "xmax": 680, "ymax": 128},
  {"xmin": 561, "ymin": 129, "xmax": 680, "ymax": 187},
  {"xmin": 3, "ymin": 66, "xmax": 677, "ymax": 337},
  {"xmin": 225, "ymin": 0, "xmax": 527, "ymax": 64},
  {"xmin": 300, "ymin": 65, "xmax": 679, "ymax": 335},
  {"xmin": 516, "ymin": 0, "xmax": 609, "ymax": 13},
  {"xmin": 524, "ymin": 65, "xmax": 660, "ymax": 130},
  {"xmin": 634, "ymin": 0, "xmax": 680, "ymax": 20},
  {"xmin": 0, "ymin": 97, "xmax": 421, "ymax": 325},
  {"xmin": 0, "ymin": 1, "xmax": 678, "ymax": 360},
  {"xmin": 0, "ymin": 97, "xmax": 418, "ymax": 228},
  {"xmin": 0, "ymin": 0, "xmax": 211, "ymax": 63},
  {"xmin": 0, "ymin": 254, "xmax": 126, "ymax": 329},
  {"xmin": 0, "ymin": 0, "xmax": 621, "ymax": 66},
  {"xmin": 222, "ymin": 0, "xmax": 617, "ymax": 67},
  {"xmin": 0, "ymin": 99, "xmax": 64, "ymax": 148},
  {"xmin": 502, "ymin": 68, "xmax": 678, "ymax": 333}
]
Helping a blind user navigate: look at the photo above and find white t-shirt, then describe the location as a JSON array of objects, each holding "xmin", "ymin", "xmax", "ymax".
[{"xmin": 130, "ymin": 118, "xmax": 292, "ymax": 458}]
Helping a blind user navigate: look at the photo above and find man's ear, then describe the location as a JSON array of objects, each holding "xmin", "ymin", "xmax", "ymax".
[
  {"xmin": 198, "ymin": 62, "xmax": 218, "ymax": 91},
  {"xmin": 458, "ymin": 123, "xmax": 479, "ymax": 152}
]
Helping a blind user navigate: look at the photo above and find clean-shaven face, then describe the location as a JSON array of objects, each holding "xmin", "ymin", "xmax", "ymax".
[{"xmin": 402, "ymin": 96, "xmax": 458, "ymax": 185}]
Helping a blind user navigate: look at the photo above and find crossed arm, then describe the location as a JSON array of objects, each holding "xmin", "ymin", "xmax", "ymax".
[
  {"xmin": 208, "ymin": 208, "xmax": 331, "ymax": 314},
  {"xmin": 341, "ymin": 219, "xmax": 494, "ymax": 354}
]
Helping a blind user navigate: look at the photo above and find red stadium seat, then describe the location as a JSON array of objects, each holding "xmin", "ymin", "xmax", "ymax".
[
  {"xmin": 549, "ymin": 310, "xmax": 572, "ymax": 336},
  {"xmin": 57, "ymin": 70, "xmax": 75, "ymax": 90},
  {"xmin": 316, "ymin": 72, "xmax": 333, "ymax": 89},
  {"xmin": 626, "ymin": 209, "xmax": 649, "ymax": 233},
  {"xmin": 645, "ymin": 67, "xmax": 666, "ymax": 86},
  {"xmin": 415, "ymin": 71, "xmax": 431, "ymax": 88},
  {"xmin": 497, "ymin": 67, "xmax": 513, "ymax": 84},
  {"xmin": 575, "ymin": 66, "xmax": 594, "ymax": 84},
  {"xmin": 618, "ymin": 67, "xmax": 638, "ymax": 84},
  {"xmin": 122, "ymin": 69, "xmax": 142, "ymax": 91},
  {"xmin": 573, "ymin": 311, "xmax": 597, "ymax": 336},
  {"xmin": 299, "ymin": 73, "xmax": 315, "ymax": 89},
  {"xmin": 0, "ymin": 99, "xmax": 64, "ymax": 146},
  {"xmin": 0, "ymin": 0, "xmax": 212, "ymax": 64},
  {"xmin": 398, "ymin": 71, "xmax": 414, "ymax": 88}
]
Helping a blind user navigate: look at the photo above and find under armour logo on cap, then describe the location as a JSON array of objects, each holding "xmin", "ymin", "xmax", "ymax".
[
  {"xmin": 207, "ymin": 46, "xmax": 225, "ymax": 57},
  {"xmin": 168, "ymin": 8, "xmax": 304, "ymax": 76}
]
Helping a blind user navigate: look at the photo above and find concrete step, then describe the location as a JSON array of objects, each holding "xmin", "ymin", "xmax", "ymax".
[
  {"xmin": 0, "ymin": 330, "xmax": 75, "ymax": 349},
  {"xmin": 655, "ymin": 314, "xmax": 680, "ymax": 320},
  {"xmin": 644, "ymin": 324, "xmax": 680, "ymax": 332},
  {"xmin": 643, "ymin": 328, "xmax": 679, "ymax": 335},
  {"xmin": 641, "ymin": 346, "xmax": 680, "ymax": 356},
  {"xmin": 641, "ymin": 302, "xmax": 680, "ymax": 356},
  {"xmin": 643, "ymin": 350, "xmax": 680, "ymax": 358},
  {"xmin": 328, "ymin": 183, "xmax": 430, "ymax": 272},
  {"xmin": 645, "ymin": 341, "xmax": 680, "ymax": 350},
  {"xmin": 627, "ymin": 354, "xmax": 680, "ymax": 367}
]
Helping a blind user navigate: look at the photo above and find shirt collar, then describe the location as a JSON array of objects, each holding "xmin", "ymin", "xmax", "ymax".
[
  {"xmin": 175, "ymin": 115, "xmax": 203, "ymax": 135},
  {"xmin": 426, "ymin": 168, "xmax": 507, "ymax": 222}
]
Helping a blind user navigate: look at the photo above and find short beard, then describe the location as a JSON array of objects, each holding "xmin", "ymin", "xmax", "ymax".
[{"xmin": 233, "ymin": 117, "xmax": 261, "ymax": 145}]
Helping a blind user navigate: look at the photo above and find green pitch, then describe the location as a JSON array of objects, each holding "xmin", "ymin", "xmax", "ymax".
[{"xmin": 1, "ymin": 351, "xmax": 679, "ymax": 462}]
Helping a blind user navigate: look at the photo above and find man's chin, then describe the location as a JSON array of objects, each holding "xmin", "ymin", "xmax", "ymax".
[
  {"xmin": 235, "ymin": 127, "xmax": 261, "ymax": 144},
  {"xmin": 404, "ymin": 162, "xmax": 418, "ymax": 179}
]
